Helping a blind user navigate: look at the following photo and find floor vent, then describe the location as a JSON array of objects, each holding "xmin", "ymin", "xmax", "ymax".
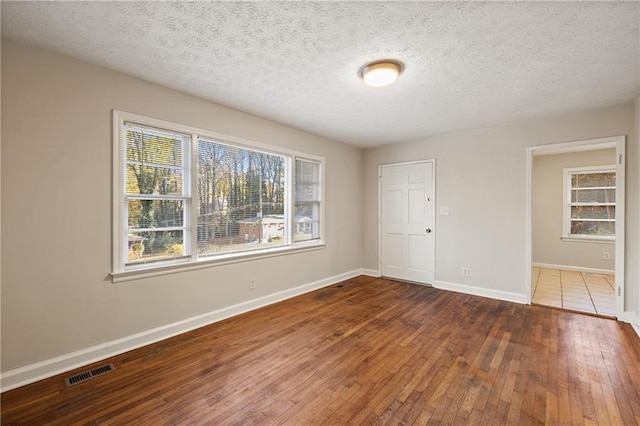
[{"xmin": 64, "ymin": 363, "xmax": 116, "ymax": 387}]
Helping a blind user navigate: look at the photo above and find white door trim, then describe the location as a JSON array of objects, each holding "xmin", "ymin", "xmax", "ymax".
[
  {"xmin": 378, "ymin": 159, "xmax": 436, "ymax": 284},
  {"xmin": 525, "ymin": 136, "xmax": 626, "ymax": 319}
]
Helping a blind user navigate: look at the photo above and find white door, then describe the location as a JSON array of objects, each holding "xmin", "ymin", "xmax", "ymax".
[{"xmin": 380, "ymin": 161, "xmax": 435, "ymax": 284}]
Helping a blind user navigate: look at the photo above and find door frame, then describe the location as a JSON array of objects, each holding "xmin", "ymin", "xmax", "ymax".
[
  {"xmin": 378, "ymin": 159, "xmax": 436, "ymax": 285},
  {"xmin": 525, "ymin": 136, "xmax": 625, "ymax": 318}
]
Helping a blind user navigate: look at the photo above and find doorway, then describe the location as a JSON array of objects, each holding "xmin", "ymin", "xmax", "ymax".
[
  {"xmin": 526, "ymin": 136, "xmax": 625, "ymax": 318},
  {"xmin": 379, "ymin": 160, "xmax": 435, "ymax": 284}
]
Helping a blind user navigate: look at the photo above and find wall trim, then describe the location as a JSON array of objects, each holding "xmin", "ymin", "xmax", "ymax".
[
  {"xmin": 1, "ymin": 269, "xmax": 364, "ymax": 393},
  {"xmin": 433, "ymin": 280, "xmax": 527, "ymax": 305},
  {"xmin": 632, "ymin": 323, "xmax": 640, "ymax": 340},
  {"xmin": 532, "ymin": 262, "xmax": 615, "ymax": 275},
  {"xmin": 623, "ymin": 312, "xmax": 640, "ymax": 339},
  {"xmin": 362, "ymin": 268, "xmax": 380, "ymax": 277}
]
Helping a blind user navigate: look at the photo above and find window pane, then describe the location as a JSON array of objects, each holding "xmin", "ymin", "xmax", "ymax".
[
  {"xmin": 295, "ymin": 159, "xmax": 320, "ymax": 201},
  {"xmin": 571, "ymin": 205, "xmax": 615, "ymax": 220},
  {"xmin": 197, "ymin": 139, "xmax": 286, "ymax": 256},
  {"xmin": 572, "ymin": 172, "xmax": 615, "ymax": 188},
  {"xmin": 570, "ymin": 221, "xmax": 615, "ymax": 236},
  {"xmin": 295, "ymin": 202, "xmax": 320, "ymax": 241},
  {"xmin": 126, "ymin": 165, "xmax": 183, "ymax": 195},
  {"xmin": 125, "ymin": 125, "xmax": 186, "ymax": 195},
  {"xmin": 128, "ymin": 199, "xmax": 184, "ymax": 229},
  {"xmin": 571, "ymin": 188, "xmax": 615, "ymax": 203},
  {"xmin": 127, "ymin": 230, "xmax": 184, "ymax": 264}
]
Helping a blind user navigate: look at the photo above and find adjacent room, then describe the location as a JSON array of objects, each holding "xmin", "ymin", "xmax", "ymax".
[
  {"xmin": 2, "ymin": 2, "xmax": 640, "ymax": 424},
  {"xmin": 532, "ymin": 147, "xmax": 618, "ymax": 316}
]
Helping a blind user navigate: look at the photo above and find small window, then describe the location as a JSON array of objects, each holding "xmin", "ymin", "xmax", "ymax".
[
  {"xmin": 113, "ymin": 111, "xmax": 324, "ymax": 276},
  {"xmin": 294, "ymin": 158, "xmax": 322, "ymax": 242},
  {"xmin": 563, "ymin": 166, "xmax": 615, "ymax": 239}
]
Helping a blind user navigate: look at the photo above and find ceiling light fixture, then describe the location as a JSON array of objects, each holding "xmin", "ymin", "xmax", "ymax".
[{"xmin": 359, "ymin": 60, "xmax": 404, "ymax": 87}]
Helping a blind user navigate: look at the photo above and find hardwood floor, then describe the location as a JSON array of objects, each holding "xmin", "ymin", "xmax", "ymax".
[{"xmin": 3, "ymin": 276, "xmax": 640, "ymax": 425}]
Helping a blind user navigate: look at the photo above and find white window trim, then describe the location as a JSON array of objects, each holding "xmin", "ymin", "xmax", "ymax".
[
  {"xmin": 112, "ymin": 110, "xmax": 325, "ymax": 282},
  {"xmin": 562, "ymin": 164, "xmax": 616, "ymax": 242}
]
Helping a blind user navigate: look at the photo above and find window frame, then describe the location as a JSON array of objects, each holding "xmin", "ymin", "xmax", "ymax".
[
  {"xmin": 122, "ymin": 122, "xmax": 192, "ymax": 268},
  {"xmin": 113, "ymin": 110, "xmax": 325, "ymax": 282},
  {"xmin": 194, "ymin": 137, "xmax": 291, "ymax": 258},
  {"xmin": 294, "ymin": 157, "xmax": 323, "ymax": 243},
  {"xmin": 562, "ymin": 164, "xmax": 616, "ymax": 242}
]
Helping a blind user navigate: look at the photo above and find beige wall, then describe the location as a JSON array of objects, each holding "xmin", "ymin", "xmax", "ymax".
[
  {"xmin": 532, "ymin": 149, "xmax": 616, "ymax": 270},
  {"xmin": 1, "ymin": 39, "xmax": 363, "ymax": 371},
  {"xmin": 363, "ymin": 103, "xmax": 637, "ymax": 308}
]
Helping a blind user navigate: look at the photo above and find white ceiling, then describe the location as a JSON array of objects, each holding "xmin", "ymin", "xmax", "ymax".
[{"xmin": 2, "ymin": 1, "xmax": 639, "ymax": 148}]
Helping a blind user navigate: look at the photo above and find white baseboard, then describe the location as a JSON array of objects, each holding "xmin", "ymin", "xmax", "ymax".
[
  {"xmin": 623, "ymin": 312, "xmax": 640, "ymax": 339},
  {"xmin": 433, "ymin": 280, "xmax": 527, "ymax": 305},
  {"xmin": 1, "ymin": 269, "xmax": 364, "ymax": 393},
  {"xmin": 632, "ymin": 323, "xmax": 640, "ymax": 339},
  {"xmin": 362, "ymin": 268, "xmax": 380, "ymax": 277},
  {"xmin": 532, "ymin": 262, "xmax": 615, "ymax": 275}
]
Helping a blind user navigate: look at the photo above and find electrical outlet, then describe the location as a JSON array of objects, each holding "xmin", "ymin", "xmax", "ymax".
[
  {"xmin": 249, "ymin": 279, "xmax": 256, "ymax": 290},
  {"xmin": 603, "ymin": 252, "xmax": 611, "ymax": 260},
  {"xmin": 462, "ymin": 267, "xmax": 469, "ymax": 277}
]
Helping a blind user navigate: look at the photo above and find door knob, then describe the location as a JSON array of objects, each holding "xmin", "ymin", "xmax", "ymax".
[{"xmin": 426, "ymin": 228, "xmax": 432, "ymax": 233}]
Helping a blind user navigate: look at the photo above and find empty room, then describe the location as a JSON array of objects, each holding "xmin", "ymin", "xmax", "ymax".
[{"xmin": 2, "ymin": 2, "xmax": 640, "ymax": 424}]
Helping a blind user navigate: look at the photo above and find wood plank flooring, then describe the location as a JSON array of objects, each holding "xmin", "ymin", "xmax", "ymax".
[{"xmin": 3, "ymin": 276, "xmax": 640, "ymax": 425}]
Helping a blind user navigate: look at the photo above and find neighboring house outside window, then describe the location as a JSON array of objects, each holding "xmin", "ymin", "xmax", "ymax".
[
  {"xmin": 113, "ymin": 111, "xmax": 324, "ymax": 278},
  {"xmin": 238, "ymin": 215, "xmax": 285, "ymax": 243},
  {"xmin": 563, "ymin": 165, "xmax": 615, "ymax": 240}
]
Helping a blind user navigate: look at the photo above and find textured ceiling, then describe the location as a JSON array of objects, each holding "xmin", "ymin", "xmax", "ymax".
[{"xmin": 2, "ymin": 1, "xmax": 639, "ymax": 148}]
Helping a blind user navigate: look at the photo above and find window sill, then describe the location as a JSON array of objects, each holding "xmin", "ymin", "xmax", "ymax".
[
  {"xmin": 561, "ymin": 236, "xmax": 615, "ymax": 244},
  {"xmin": 112, "ymin": 242, "xmax": 325, "ymax": 283}
]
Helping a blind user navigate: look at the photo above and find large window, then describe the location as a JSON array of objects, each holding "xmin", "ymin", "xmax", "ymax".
[
  {"xmin": 197, "ymin": 139, "xmax": 287, "ymax": 257},
  {"xmin": 563, "ymin": 166, "xmax": 615, "ymax": 239},
  {"xmin": 113, "ymin": 111, "xmax": 324, "ymax": 276}
]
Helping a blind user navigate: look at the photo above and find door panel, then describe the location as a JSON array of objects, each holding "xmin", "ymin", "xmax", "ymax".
[
  {"xmin": 385, "ymin": 234, "xmax": 404, "ymax": 269},
  {"xmin": 408, "ymin": 168, "xmax": 427, "ymax": 185},
  {"xmin": 408, "ymin": 188, "xmax": 425, "ymax": 224},
  {"xmin": 380, "ymin": 161, "xmax": 435, "ymax": 284},
  {"xmin": 407, "ymin": 235, "xmax": 426, "ymax": 270},
  {"xmin": 383, "ymin": 189, "xmax": 404, "ymax": 224}
]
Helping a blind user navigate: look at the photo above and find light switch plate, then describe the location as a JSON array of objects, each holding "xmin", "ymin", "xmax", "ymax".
[{"xmin": 439, "ymin": 206, "xmax": 450, "ymax": 216}]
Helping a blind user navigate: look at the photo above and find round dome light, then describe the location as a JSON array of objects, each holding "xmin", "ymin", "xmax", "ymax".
[{"xmin": 359, "ymin": 60, "xmax": 404, "ymax": 87}]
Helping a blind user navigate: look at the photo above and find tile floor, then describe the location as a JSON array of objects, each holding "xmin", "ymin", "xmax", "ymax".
[{"xmin": 532, "ymin": 267, "xmax": 615, "ymax": 317}]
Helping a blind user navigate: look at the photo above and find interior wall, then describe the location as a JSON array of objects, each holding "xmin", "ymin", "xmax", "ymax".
[
  {"xmin": 363, "ymin": 103, "xmax": 637, "ymax": 307},
  {"xmin": 532, "ymin": 149, "xmax": 616, "ymax": 271},
  {"xmin": 1, "ymin": 39, "xmax": 363, "ymax": 372},
  {"xmin": 633, "ymin": 95, "xmax": 640, "ymax": 330}
]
